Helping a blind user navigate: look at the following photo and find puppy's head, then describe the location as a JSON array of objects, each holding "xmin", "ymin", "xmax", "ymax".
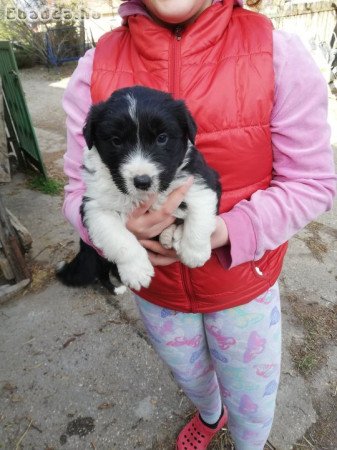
[{"xmin": 83, "ymin": 86, "xmax": 196, "ymax": 198}]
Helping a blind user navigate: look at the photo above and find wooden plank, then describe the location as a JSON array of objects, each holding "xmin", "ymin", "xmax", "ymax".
[
  {"xmin": 0, "ymin": 278, "xmax": 30, "ymax": 304},
  {"xmin": 0, "ymin": 250, "xmax": 14, "ymax": 280},
  {"xmin": 0, "ymin": 79, "xmax": 11, "ymax": 182},
  {"xmin": 6, "ymin": 208, "xmax": 32, "ymax": 252},
  {"xmin": 0, "ymin": 194, "xmax": 30, "ymax": 281}
]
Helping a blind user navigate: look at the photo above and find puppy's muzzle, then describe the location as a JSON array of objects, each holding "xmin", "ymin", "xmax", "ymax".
[{"xmin": 133, "ymin": 175, "xmax": 152, "ymax": 191}]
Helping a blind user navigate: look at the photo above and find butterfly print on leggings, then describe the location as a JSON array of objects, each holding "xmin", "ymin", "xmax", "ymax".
[
  {"xmin": 166, "ymin": 334, "xmax": 202, "ymax": 348},
  {"xmin": 243, "ymin": 331, "xmax": 266, "ymax": 363},
  {"xmin": 205, "ymin": 324, "xmax": 236, "ymax": 350}
]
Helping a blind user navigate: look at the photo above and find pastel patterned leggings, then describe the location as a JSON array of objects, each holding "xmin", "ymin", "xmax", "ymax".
[{"xmin": 135, "ymin": 282, "xmax": 281, "ymax": 450}]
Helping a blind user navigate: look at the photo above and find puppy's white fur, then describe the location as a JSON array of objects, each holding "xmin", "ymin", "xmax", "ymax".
[{"xmin": 83, "ymin": 146, "xmax": 153, "ymax": 290}]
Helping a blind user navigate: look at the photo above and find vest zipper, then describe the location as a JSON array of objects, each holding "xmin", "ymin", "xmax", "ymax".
[
  {"xmin": 170, "ymin": 25, "xmax": 183, "ymax": 97},
  {"xmin": 175, "ymin": 25, "xmax": 183, "ymax": 40},
  {"xmin": 180, "ymin": 264, "xmax": 198, "ymax": 313},
  {"xmin": 170, "ymin": 25, "xmax": 195, "ymax": 312}
]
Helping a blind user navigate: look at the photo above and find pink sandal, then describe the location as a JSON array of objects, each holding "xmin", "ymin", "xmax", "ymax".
[{"xmin": 176, "ymin": 409, "xmax": 228, "ymax": 450}]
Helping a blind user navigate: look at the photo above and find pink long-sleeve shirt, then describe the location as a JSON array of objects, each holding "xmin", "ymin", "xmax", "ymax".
[{"xmin": 62, "ymin": 6, "xmax": 336, "ymax": 270}]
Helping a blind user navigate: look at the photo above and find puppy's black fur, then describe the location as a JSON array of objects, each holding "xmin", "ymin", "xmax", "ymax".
[{"xmin": 57, "ymin": 238, "xmax": 120, "ymax": 294}]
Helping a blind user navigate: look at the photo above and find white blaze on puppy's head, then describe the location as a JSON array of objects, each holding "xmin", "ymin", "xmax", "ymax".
[
  {"xmin": 126, "ymin": 93, "xmax": 138, "ymax": 126},
  {"xmin": 118, "ymin": 92, "xmax": 163, "ymax": 197}
]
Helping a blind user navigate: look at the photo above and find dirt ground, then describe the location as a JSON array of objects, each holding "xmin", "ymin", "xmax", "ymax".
[{"xmin": 0, "ymin": 61, "xmax": 336, "ymax": 449}]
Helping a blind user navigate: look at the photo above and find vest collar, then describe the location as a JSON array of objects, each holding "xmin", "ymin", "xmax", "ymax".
[{"xmin": 127, "ymin": 1, "xmax": 236, "ymax": 59}]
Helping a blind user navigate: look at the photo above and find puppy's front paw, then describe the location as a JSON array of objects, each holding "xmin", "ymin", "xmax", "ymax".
[
  {"xmin": 118, "ymin": 254, "xmax": 154, "ymax": 291},
  {"xmin": 159, "ymin": 224, "xmax": 178, "ymax": 249},
  {"xmin": 179, "ymin": 240, "xmax": 211, "ymax": 268}
]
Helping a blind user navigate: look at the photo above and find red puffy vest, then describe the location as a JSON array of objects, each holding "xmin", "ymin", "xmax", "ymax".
[{"xmin": 90, "ymin": 2, "xmax": 288, "ymax": 313}]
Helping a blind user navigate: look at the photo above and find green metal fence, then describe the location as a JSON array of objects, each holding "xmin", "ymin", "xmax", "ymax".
[{"xmin": 0, "ymin": 41, "xmax": 47, "ymax": 178}]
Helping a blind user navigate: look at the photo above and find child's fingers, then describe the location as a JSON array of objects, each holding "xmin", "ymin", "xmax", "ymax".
[
  {"xmin": 145, "ymin": 177, "xmax": 194, "ymax": 226},
  {"xmin": 162, "ymin": 176, "xmax": 194, "ymax": 214},
  {"xmin": 140, "ymin": 240, "xmax": 179, "ymax": 266},
  {"xmin": 127, "ymin": 177, "xmax": 193, "ymax": 238},
  {"xmin": 147, "ymin": 251, "xmax": 179, "ymax": 266},
  {"xmin": 140, "ymin": 239, "xmax": 177, "ymax": 257},
  {"xmin": 130, "ymin": 194, "xmax": 156, "ymax": 219}
]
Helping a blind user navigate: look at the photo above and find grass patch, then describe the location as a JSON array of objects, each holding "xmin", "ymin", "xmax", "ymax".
[
  {"xmin": 287, "ymin": 294, "xmax": 337, "ymax": 377},
  {"xmin": 209, "ymin": 427, "xmax": 235, "ymax": 449},
  {"xmin": 27, "ymin": 175, "xmax": 63, "ymax": 195}
]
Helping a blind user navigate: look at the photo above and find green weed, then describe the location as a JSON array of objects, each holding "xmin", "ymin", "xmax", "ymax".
[{"xmin": 27, "ymin": 175, "xmax": 63, "ymax": 196}]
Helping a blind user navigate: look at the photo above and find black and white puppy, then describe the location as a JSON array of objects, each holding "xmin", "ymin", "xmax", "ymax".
[{"xmin": 57, "ymin": 86, "xmax": 221, "ymax": 293}]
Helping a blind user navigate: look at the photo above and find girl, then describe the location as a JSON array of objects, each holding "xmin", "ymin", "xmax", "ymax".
[{"xmin": 62, "ymin": 1, "xmax": 336, "ymax": 448}]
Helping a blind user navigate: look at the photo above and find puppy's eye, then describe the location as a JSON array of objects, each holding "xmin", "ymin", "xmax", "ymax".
[
  {"xmin": 111, "ymin": 136, "xmax": 122, "ymax": 146},
  {"xmin": 156, "ymin": 133, "xmax": 168, "ymax": 145}
]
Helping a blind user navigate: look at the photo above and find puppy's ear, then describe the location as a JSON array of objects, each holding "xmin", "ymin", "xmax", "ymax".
[
  {"xmin": 83, "ymin": 102, "xmax": 103, "ymax": 149},
  {"xmin": 176, "ymin": 100, "xmax": 197, "ymax": 144}
]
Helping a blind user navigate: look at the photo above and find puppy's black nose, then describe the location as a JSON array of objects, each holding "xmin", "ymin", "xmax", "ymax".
[{"xmin": 134, "ymin": 175, "xmax": 152, "ymax": 190}]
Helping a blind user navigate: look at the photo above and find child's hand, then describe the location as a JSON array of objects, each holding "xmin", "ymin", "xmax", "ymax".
[
  {"xmin": 126, "ymin": 177, "xmax": 194, "ymax": 240},
  {"xmin": 140, "ymin": 216, "xmax": 229, "ymax": 267},
  {"xmin": 140, "ymin": 240, "xmax": 179, "ymax": 266}
]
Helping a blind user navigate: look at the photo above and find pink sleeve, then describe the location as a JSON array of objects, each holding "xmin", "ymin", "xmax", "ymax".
[
  {"xmin": 217, "ymin": 30, "xmax": 337, "ymax": 268},
  {"xmin": 62, "ymin": 48, "xmax": 95, "ymax": 247}
]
